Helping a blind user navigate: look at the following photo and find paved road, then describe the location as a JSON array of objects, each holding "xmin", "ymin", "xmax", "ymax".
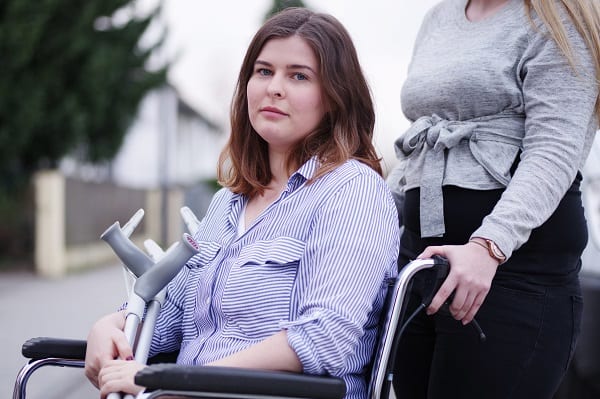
[{"xmin": 1, "ymin": 263, "xmax": 125, "ymax": 399}]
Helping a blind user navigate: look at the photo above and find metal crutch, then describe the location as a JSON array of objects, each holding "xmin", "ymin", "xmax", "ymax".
[
  {"xmin": 132, "ymin": 206, "xmax": 201, "ymax": 365},
  {"xmin": 101, "ymin": 212, "xmax": 200, "ymax": 399},
  {"xmin": 11, "ymin": 210, "xmax": 146, "ymax": 399}
]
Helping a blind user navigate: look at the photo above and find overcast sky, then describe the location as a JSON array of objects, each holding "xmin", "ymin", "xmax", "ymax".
[{"xmin": 140, "ymin": 0, "xmax": 440, "ymax": 169}]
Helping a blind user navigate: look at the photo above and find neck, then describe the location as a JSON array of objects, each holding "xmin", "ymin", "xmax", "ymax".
[
  {"xmin": 268, "ymin": 150, "xmax": 294, "ymax": 188},
  {"xmin": 466, "ymin": 0, "xmax": 510, "ymax": 21}
]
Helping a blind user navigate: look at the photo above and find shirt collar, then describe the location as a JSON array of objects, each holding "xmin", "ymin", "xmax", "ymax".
[
  {"xmin": 226, "ymin": 157, "xmax": 320, "ymax": 233},
  {"xmin": 287, "ymin": 156, "xmax": 319, "ymax": 191},
  {"xmin": 230, "ymin": 156, "xmax": 319, "ymax": 202}
]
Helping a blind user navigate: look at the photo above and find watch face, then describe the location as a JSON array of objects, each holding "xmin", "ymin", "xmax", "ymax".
[{"xmin": 487, "ymin": 240, "xmax": 505, "ymax": 260}]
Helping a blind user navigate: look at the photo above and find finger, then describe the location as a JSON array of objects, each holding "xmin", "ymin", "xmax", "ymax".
[
  {"xmin": 417, "ymin": 245, "xmax": 444, "ymax": 259},
  {"xmin": 462, "ymin": 291, "xmax": 487, "ymax": 325},
  {"xmin": 113, "ymin": 332, "xmax": 134, "ymax": 361},
  {"xmin": 452, "ymin": 289, "xmax": 475, "ymax": 321},
  {"xmin": 95, "ymin": 353, "xmax": 117, "ymax": 377},
  {"xmin": 448, "ymin": 285, "xmax": 467, "ymax": 317},
  {"xmin": 427, "ymin": 278, "xmax": 456, "ymax": 315},
  {"xmin": 84, "ymin": 366, "xmax": 100, "ymax": 389},
  {"xmin": 100, "ymin": 378, "xmax": 126, "ymax": 399},
  {"xmin": 98, "ymin": 363, "xmax": 112, "ymax": 387},
  {"xmin": 85, "ymin": 356, "xmax": 109, "ymax": 388},
  {"xmin": 99, "ymin": 362, "xmax": 145, "ymax": 399},
  {"xmin": 98, "ymin": 361, "xmax": 126, "ymax": 392}
]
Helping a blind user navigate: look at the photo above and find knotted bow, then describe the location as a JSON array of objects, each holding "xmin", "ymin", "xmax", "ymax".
[{"xmin": 394, "ymin": 113, "xmax": 523, "ymax": 237}]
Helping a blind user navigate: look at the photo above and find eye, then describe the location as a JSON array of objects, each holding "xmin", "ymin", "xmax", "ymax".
[
  {"xmin": 256, "ymin": 68, "xmax": 272, "ymax": 76},
  {"xmin": 293, "ymin": 72, "xmax": 308, "ymax": 81}
]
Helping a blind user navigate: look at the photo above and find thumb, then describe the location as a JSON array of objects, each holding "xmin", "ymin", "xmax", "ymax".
[
  {"xmin": 417, "ymin": 245, "xmax": 445, "ymax": 260},
  {"xmin": 114, "ymin": 333, "xmax": 134, "ymax": 361}
]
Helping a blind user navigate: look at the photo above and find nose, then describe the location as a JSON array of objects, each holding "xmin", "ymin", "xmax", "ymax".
[{"xmin": 267, "ymin": 75, "xmax": 284, "ymax": 98}]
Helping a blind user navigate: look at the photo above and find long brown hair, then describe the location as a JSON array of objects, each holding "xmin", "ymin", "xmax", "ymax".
[
  {"xmin": 218, "ymin": 7, "xmax": 379, "ymax": 197},
  {"xmin": 525, "ymin": 0, "xmax": 600, "ymax": 123}
]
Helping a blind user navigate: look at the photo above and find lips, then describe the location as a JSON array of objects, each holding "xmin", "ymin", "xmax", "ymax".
[{"xmin": 260, "ymin": 106, "xmax": 288, "ymax": 116}]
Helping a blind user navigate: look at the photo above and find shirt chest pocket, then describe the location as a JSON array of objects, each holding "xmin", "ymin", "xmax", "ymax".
[
  {"xmin": 221, "ymin": 237, "xmax": 305, "ymax": 340},
  {"xmin": 185, "ymin": 240, "xmax": 222, "ymax": 269}
]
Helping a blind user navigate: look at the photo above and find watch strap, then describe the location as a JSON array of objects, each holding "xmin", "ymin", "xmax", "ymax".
[{"xmin": 469, "ymin": 238, "xmax": 506, "ymax": 263}]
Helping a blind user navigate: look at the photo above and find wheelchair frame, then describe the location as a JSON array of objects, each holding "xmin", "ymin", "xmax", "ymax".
[{"xmin": 13, "ymin": 257, "xmax": 447, "ymax": 399}]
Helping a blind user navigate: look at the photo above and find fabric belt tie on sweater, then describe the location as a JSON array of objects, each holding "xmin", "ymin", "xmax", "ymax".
[{"xmin": 395, "ymin": 113, "xmax": 524, "ymax": 238}]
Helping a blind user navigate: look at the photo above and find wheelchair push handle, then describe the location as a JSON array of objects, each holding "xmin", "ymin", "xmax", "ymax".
[
  {"xmin": 415, "ymin": 254, "xmax": 487, "ymax": 342},
  {"xmin": 430, "ymin": 255, "xmax": 449, "ymax": 272},
  {"xmin": 418, "ymin": 255, "xmax": 450, "ymax": 307}
]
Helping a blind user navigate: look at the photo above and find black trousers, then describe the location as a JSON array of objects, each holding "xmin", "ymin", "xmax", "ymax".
[{"xmin": 393, "ymin": 184, "xmax": 585, "ymax": 399}]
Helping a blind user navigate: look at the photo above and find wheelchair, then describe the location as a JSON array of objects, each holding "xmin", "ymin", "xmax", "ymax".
[
  {"xmin": 13, "ymin": 205, "xmax": 454, "ymax": 399},
  {"xmin": 13, "ymin": 255, "xmax": 451, "ymax": 399}
]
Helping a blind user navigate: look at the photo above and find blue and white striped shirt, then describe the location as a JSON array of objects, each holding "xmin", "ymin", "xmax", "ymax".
[{"xmin": 149, "ymin": 157, "xmax": 400, "ymax": 399}]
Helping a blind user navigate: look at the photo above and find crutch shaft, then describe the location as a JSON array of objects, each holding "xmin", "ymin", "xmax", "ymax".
[{"xmin": 134, "ymin": 296, "xmax": 163, "ymax": 364}]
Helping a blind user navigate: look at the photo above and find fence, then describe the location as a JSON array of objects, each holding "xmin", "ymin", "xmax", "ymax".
[{"xmin": 33, "ymin": 170, "xmax": 215, "ymax": 277}]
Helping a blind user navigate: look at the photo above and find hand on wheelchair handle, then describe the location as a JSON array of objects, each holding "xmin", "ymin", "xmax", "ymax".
[
  {"xmin": 418, "ymin": 242, "xmax": 498, "ymax": 323},
  {"xmin": 414, "ymin": 252, "xmax": 489, "ymax": 342}
]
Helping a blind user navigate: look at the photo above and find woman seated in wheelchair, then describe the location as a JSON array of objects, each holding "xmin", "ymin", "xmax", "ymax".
[{"xmin": 85, "ymin": 7, "xmax": 400, "ymax": 399}]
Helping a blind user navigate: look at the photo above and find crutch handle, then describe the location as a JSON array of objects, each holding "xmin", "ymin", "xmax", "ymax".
[
  {"xmin": 180, "ymin": 206, "xmax": 201, "ymax": 235},
  {"xmin": 101, "ymin": 222, "xmax": 154, "ymax": 278},
  {"xmin": 133, "ymin": 233, "xmax": 199, "ymax": 302}
]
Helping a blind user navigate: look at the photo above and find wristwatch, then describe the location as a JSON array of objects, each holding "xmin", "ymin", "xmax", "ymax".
[
  {"xmin": 470, "ymin": 238, "xmax": 506, "ymax": 263},
  {"xmin": 482, "ymin": 239, "xmax": 506, "ymax": 263}
]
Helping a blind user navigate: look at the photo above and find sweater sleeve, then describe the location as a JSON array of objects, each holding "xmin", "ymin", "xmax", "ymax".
[{"xmin": 472, "ymin": 20, "xmax": 599, "ymax": 259}]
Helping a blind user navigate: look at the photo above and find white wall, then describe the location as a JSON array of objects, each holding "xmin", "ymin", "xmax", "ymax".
[{"xmin": 110, "ymin": 86, "xmax": 224, "ymax": 189}]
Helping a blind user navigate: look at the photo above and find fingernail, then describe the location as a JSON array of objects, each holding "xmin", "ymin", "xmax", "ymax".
[{"xmin": 126, "ymin": 356, "xmax": 134, "ymax": 361}]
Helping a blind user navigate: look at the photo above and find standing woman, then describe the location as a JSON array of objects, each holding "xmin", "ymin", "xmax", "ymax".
[
  {"xmin": 388, "ymin": 0, "xmax": 600, "ymax": 398},
  {"xmin": 85, "ymin": 7, "xmax": 400, "ymax": 399}
]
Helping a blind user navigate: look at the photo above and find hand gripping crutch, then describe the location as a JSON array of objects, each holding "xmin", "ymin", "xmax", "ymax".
[
  {"xmin": 100, "ymin": 211, "xmax": 200, "ymax": 399},
  {"xmin": 11, "ymin": 210, "xmax": 148, "ymax": 399}
]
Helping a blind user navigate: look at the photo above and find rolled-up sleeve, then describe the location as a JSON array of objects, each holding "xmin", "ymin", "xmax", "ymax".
[{"xmin": 285, "ymin": 171, "xmax": 400, "ymax": 376}]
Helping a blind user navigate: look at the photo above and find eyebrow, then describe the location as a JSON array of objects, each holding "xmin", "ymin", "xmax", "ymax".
[{"xmin": 254, "ymin": 60, "xmax": 317, "ymax": 74}]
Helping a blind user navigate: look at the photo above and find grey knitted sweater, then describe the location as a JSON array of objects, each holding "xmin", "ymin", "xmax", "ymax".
[{"xmin": 388, "ymin": 0, "xmax": 598, "ymax": 259}]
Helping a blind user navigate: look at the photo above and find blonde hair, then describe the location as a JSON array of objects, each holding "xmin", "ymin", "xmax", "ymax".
[{"xmin": 525, "ymin": 0, "xmax": 600, "ymax": 123}]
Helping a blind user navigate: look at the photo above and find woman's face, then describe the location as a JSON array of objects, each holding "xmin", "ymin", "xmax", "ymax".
[{"xmin": 247, "ymin": 36, "xmax": 326, "ymax": 155}]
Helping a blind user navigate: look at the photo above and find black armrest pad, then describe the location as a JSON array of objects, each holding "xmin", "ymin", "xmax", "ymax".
[
  {"xmin": 135, "ymin": 364, "xmax": 346, "ymax": 399},
  {"xmin": 22, "ymin": 337, "xmax": 87, "ymax": 360}
]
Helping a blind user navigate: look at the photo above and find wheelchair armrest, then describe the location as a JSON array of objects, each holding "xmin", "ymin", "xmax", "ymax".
[
  {"xmin": 21, "ymin": 337, "xmax": 178, "ymax": 362},
  {"xmin": 135, "ymin": 364, "xmax": 346, "ymax": 399},
  {"xmin": 22, "ymin": 337, "xmax": 87, "ymax": 360}
]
